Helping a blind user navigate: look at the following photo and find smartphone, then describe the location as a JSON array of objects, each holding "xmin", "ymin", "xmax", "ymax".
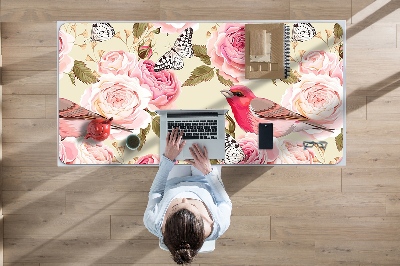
[{"xmin": 259, "ymin": 123, "xmax": 273, "ymax": 149}]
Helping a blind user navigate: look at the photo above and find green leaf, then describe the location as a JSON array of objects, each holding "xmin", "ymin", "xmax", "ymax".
[
  {"xmin": 145, "ymin": 108, "xmax": 158, "ymax": 117},
  {"xmin": 72, "ymin": 60, "xmax": 98, "ymax": 84},
  {"xmin": 225, "ymin": 128, "xmax": 235, "ymax": 139},
  {"xmin": 335, "ymin": 128, "xmax": 343, "ymax": 151},
  {"xmin": 339, "ymin": 43, "xmax": 343, "ymax": 59},
  {"xmin": 280, "ymin": 69, "xmax": 299, "ymax": 85},
  {"xmin": 133, "ymin": 23, "xmax": 148, "ymax": 38},
  {"xmin": 216, "ymin": 69, "xmax": 234, "ymax": 87},
  {"xmin": 153, "ymin": 27, "xmax": 161, "ymax": 34},
  {"xmin": 182, "ymin": 65, "xmax": 214, "ymax": 87},
  {"xmin": 137, "ymin": 123, "xmax": 151, "ymax": 151},
  {"xmin": 225, "ymin": 113, "xmax": 235, "ymax": 134},
  {"xmin": 67, "ymin": 70, "xmax": 76, "ymax": 86},
  {"xmin": 334, "ymin": 23, "xmax": 343, "ymax": 39},
  {"xmin": 210, "ymin": 159, "xmax": 220, "ymax": 165},
  {"xmin": 152, "ymin": 115, "xmax": 160, "ymax": 138},
  {"xmin": 192, "ymin": 44, "xmax": 211, "ymax": 65}
]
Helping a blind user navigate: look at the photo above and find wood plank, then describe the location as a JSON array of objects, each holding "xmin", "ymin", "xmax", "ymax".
[
  {"xmin": 41, "ymin": 264, "xmax": 197, "ymax": 266},
  {"xmin": 0, "ymin": 0, "xmax": 160, "ymax": 22},
  {"xmin": 4, "ymin": 238, "xmax": 315, "ymax": 264},
  {"xmin": 2, "ymin": 166, "xmax": 155, "ymax": 192},
  {"xmin": 290, "ymin": 0, "xmax": 351, "ymax": 19},
  {"xmin": 223, "ymin": 167, "xmax": 341, "ymax": 193},
  {"xmin": 316, "ymin": 240, "xmax": 400, "ymax": 264},
  {"xmin": 2, "ymin": 50, "xmax": 56, "ymax": 71},
  {"xmin": 343, "ymin": 168, "xmax": 400, "ymax": 193},
  {"xmin": 398, "ymin": 24, "xmax": 400, "ymax": 48},
  {"xmin": 2, "ymin": 191, "xmax": 65, "ymax": 215},
  {"xmin": 3, "ymin": 238, "xmax": 162, "ymax": 264},
  {"xmin": 231, "ymin": 192, "xmax": 386, "ymax": 217},
  {"xmin": 3, "ymin": 263, "xmax": 40, "ymax": 266},
  {"xmin": 1, "ymin": 22, "xmax": 56, "ymax": 46},
  {"xmin": 347, "ymin": 23, "xmax": 397, "ymax": 49},
  {"xmin": 351, "ymin": 0, "xmax": 400, "ymax": 25},
  {"xmin": 386, "ymin": 194, "xmax": 400, "ymax": 216},
  {"xmin": 367, "ymin": 96, "xmax": 400, "ymax": 120},
  {"xmin": 346, "ymin": 120, "xmax": 400, "ymax": 145},
  {"xmin": 346, "ymin": 96, "xmax": 366, "ymax": 119},
  {"xmin": 2, "ymin": 46, "xmax": 55, "ymax": 58},
  {"xmin": 346, "ymin": 143, "xmax": 400, "ymax": 168},
  {"xmin": 346, "ymin": 49, "xmax": 400, "ymax": 97},
  {"xmin": 2, "ymin": 119, "xmax": 56, "ymax": 143},
  {"xmin": 4, "ymin": 214, "xmax": 110, "ymax": 240},
  {"xmin": 160, "ymin": 0, "xmax": 290, "ymax": 20},
  {"xmin": 351, "ymin": 0, "xmax": 375, "ymax": 24},
  {"xmin": 2, "ymin": 142, "xmax": 56, "ymax": 167},
  {"xmin": 46, "ymin": 95, "xmax": 56, "ymax": 119},
  {"xmin": 2, "ymin": 70, "xmax": 56, "ymax": 95},
  {"xmin": 110, "ymin": 216, "xmax": 154, "ymax": 240},
  {"xmin": 272, "ymin": 216, "xmax": 400, "ymax": 240},
  {"xmin": 2, "ymin": 95, "xmax": 46, "ymax": 118},
  {"xmin": 0, "ymin": 216, "xmax": 3, "ymax": 266},
  {"xmin": 66, "ymin": 191, "xmax": 148, "ymax": 216},
  {"xmin": 221, "ymin": 216, "xmax": 270, "ymax": 240}
]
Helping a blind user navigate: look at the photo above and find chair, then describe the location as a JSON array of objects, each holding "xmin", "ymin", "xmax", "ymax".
[{"xmin": 159, "ymin": 238, "xmax": 216, "ymax": 253}]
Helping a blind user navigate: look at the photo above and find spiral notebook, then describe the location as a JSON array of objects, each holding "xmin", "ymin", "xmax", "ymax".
[{"xmin": 245, "ymin": 23, "xmax": 290, "ymax": 79}]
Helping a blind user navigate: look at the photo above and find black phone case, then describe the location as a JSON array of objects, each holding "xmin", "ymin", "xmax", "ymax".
[{"xmin": 259, "ymin": 123, "xmax": 273, "ymax": 149}]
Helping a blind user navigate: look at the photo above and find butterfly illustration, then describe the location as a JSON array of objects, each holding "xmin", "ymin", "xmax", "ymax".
[
  {"xmin": 59, "ymin": 98, "xmax": 133, "ymax": 139},
  {"xmin": 223, "ymin": 133, "xmax": 245, "ymax": 164},
  {"xmin": 291, "ymin": 23, "xmax": 316, "ymax": 42},
  {"xmin": 90, "ymin": 23, "xmax": 115, "ymax": 42},
  {"xmin": 154, "ymin": 27, "xmax": 193, "ymax": 72}
]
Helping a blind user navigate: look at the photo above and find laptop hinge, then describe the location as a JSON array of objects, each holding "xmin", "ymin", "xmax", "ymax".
[{"xmin": 167, "ymin": 112, "xmax": 219, "ymax": 118}]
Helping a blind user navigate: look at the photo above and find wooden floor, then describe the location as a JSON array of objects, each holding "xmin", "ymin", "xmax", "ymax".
[{"xmin": 1, "ymin": 0, "xmax": 400, "ymax": 265}]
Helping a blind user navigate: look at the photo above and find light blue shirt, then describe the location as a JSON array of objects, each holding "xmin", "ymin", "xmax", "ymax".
[{"xmin": 143, "ymin": 155, "xmax": 232, "ymax": 241}]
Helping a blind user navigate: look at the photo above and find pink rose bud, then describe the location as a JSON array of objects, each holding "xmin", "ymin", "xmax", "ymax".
[{"xmin": 138, "ymin": 45, "xmax": 153, "ymax": 60}]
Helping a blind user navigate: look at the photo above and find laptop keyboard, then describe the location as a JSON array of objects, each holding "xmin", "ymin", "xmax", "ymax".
[{"xmin": 168, "ymin": 120, "xmax": 218, "ymax": 139}]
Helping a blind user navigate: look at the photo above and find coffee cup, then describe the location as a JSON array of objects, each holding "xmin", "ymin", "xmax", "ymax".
[{"xmin": 126, "ymin": 134, "xmax": 140, "ymax": 150}]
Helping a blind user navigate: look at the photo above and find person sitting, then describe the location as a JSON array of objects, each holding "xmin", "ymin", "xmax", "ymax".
[{"xmin": 144, "ymin": 128, "xmax": 232, "ymax": 264}]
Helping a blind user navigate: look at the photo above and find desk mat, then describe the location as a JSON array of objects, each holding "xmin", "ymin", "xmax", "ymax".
[{"xmin": 58, "ymin": 22, "xmax": 345, "ymax": 165}]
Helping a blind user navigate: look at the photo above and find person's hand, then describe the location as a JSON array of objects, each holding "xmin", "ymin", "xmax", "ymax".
[
  {"xmin": 185, "ymin": 144, "xmax": 212, "ymax": 175},
  {"xmin": 164, "ymin": 127, "xmax": 186, "ymax": 161}
]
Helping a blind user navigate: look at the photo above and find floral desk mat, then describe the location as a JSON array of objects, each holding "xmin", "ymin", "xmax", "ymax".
[{"xmin": 58, "ymin": 21, "xmax": 345, "ymax": 165}]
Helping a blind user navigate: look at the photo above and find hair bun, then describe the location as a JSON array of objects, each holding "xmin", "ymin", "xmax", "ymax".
[{"xmin": 174, "ymin": 248, "xmax": 193, "ymax": 264}]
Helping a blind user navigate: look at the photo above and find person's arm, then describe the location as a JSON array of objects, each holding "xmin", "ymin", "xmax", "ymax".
[
  {"xmin": 143, "ymin": 128, "xmax": 186, "ymax": 236},
  {"xmin": 143, "ymin": 155, "xmax": 175, "ymax": 236},
  {"xmin": 205, "ymin": 167, "xmax": 232, "ymax": 237},
  {"xmin": 185, "ymin": 144, "xmax": 232, "ymax": 237}
]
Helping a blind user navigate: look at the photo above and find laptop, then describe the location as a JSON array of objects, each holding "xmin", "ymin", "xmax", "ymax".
[{"xmin": 156, "ymin": 109, "xmax": 227, "ymax": 160}]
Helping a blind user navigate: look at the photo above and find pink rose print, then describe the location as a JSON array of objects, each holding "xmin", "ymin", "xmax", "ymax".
[
  {"xmin": 58, "ymin": 29, "xmax": 75, "ymax": 79},
  {"xmin": 282, "ymin": 73, "xmax": 343, "ymax": 139},
  {"xmin": 152, "ymin": 23, "xmax": 199, "ymax": 34},
  {"xmin": 131, "ymin": 60, "xmax": 181, "ymax": 111},
  {"xmin": 299, "ymin": 50, "xmax": 343, "ymax": 85},
  {"xmin": 237, "ymin": 132, "xmax": 279, "ymax": 164},
  {"xmin": 272, "ymin": 140, "xmax": 315, "ymax": 164},
  {"xmin": 73, "ymin": 142, "xmax": 114, "ymax": 164},
  {"xmin": 59, "ymin": 136, "xmax": 78, "ymax": 164},
  {"xmin": 98, "ymin": 50, "xmax": 139, "ymax": 76},
  {"xmin": 81, "ymin": 74, "xmax": 152, "ymax": 139},
  {"xmin": 135, "ymin": 154, "xmax": 160, "ymax": 164},
  {"xmin": 207, "ymin": 23, "xmax": 246, "ymax": 83}
]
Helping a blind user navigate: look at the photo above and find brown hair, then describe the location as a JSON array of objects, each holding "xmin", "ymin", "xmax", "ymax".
[{"xmin": 163, "ymin": 208, "xmax": 206, "ymax": 264}]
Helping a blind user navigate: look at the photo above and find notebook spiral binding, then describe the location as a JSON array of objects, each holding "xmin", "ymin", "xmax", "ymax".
[{"xmin": 284, "ymin": 24, "xmax": 291, "ymax": 78}]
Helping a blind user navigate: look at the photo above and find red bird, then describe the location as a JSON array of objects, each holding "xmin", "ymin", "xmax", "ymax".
[{"xmin": 220, "ymin": 85, "xmax": 334, "ymax": 138}]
